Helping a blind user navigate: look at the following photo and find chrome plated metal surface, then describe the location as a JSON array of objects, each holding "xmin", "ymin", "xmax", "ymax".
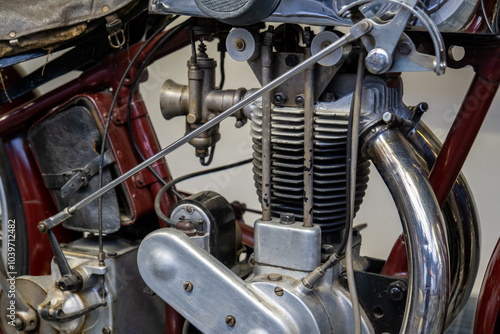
[
  {"xmin": 363, "ymin": 126, "xmax": 449, "ymax": 334},
  {"xmin": 407, "ymin": 122, "xmax": 480, "ymax": 327}
]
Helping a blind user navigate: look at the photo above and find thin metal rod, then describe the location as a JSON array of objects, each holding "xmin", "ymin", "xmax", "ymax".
[
  {"xmin": 345, "ymin": 49, "xmax": 365, "ymax": 334},
  {"xmin": 303, "ymin": 47, "xmax": 314, "ymax": 227},
  {"xmin": 39, "ymin": 25, "xmax": 364, "ymax": 231},
  {"xmin": 261, "ymin": 32, "xmax": 274, "ymax": 221}
]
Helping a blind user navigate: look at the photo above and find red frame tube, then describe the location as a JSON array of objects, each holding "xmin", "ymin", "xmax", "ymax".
[
  {"xmin": 429, "ymin": 74, "xmax": 499, "ymax": 205},
  {"xmin": 0, "ymin": 26, "xmax": 191, "ymax": 334}
]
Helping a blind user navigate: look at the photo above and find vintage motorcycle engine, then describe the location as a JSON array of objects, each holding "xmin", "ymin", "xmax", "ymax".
[{"xmin": 143, "ymin": 26, "xmax": 414, "ymax": 331}]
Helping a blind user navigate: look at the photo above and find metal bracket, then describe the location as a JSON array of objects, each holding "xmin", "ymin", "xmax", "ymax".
[{"xmin": 39, "ymin": 299, "xmax": 107, "ymax": 323}]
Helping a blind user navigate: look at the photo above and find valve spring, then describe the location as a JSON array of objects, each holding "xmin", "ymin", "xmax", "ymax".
[{"xmin": 251, "ymin": 105, "xmax": 370, "ymax": 232}]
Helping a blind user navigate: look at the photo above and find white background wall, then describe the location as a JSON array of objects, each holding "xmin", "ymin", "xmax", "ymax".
[{"xmin": 26, "ymin": 33, "xmax": 500, "ymax": 295}]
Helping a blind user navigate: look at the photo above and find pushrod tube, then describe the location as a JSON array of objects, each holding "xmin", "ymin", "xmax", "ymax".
[{"xmin": 363, "ymin": 126, "xmax": 449, "ymax": 334}]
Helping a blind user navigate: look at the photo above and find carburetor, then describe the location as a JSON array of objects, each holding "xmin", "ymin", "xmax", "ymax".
[{"xmin": 160, "ymin": 42, "xmax": 248, "ymax": 164}]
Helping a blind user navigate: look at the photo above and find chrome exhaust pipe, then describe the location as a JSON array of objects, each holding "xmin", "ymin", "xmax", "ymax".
[
  {"xmin": 363, "ymin": 125, "xmax": 449, "ymax": 334},
  {"xmin": 407, "ymin": 122, "xmax": 480, "ymax": 327}
]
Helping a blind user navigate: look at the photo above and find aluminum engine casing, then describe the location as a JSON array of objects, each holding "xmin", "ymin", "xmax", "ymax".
[{"xmin": 0, "ymin": 238, "xmax": 165, "ymax": 334}]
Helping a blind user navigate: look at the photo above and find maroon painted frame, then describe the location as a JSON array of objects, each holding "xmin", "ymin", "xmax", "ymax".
[{"xmin": 0, "ymin": 26, "xmax": 191, "ymax": 333}]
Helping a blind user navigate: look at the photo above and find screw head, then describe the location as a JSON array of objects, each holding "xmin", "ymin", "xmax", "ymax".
[
  {"xmin": 225, "ymin": 315, "xmax": 236, "ymax": 327},
  {"xmin": 183, "ymin": 281, "xmax": 194, "ymax": 292},
  {"xmin": 102, "ymin": 326, "xmax": 112, "ymax": 334},
  {"xmin": 274, "ymin": 286, "xmax": 284, "ymax": 297},
  {"xmin": 185, "ymin": 205, "xmax": 194, "ymax": 214},
  {"xmin": 365, "ymin": 48, "xmax": 392, "ymax": 74}
]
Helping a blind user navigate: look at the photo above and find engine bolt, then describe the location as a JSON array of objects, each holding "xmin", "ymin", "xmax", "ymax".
[
  {"xmin": 338, "ymin": 271, "xmax": 348, "ymax": 286},
  {"xmin": 359, "ymin": 21, "xmax": 371, "ymax": 32},
  {"xmin": 225, "ymin": 315, "xmax": 236, "ymax": 327},
  {"xmin": 183, "ymin": 281, "xmax": 194, "ymax": 292},
  {"xmin": 14, "ymin": 316, "xmax": 25, "ymax": 330},
  {"xmin": 295, "ymin": 95, "xmax": 304, "ymax": 107},
  {"xmin": 185, "ymin": 205, "xmax": 194, "ymax": 214},
  {"xmin": 365, "ymin": 48, "xmax": 392, "ymax": 74},
  {"xmin": 274, "ymin": 93, "xmax": 286, "ymax": 105},
  {"xmin": 389, "ymin": 281, "xmax": 407, "ymax": 301},
  {"xmin": 267, "ymin": 273, "xmax": 283, "ymax": 281},
  {"xmin": 285, "ymin": 54, "xmax": 298, "ymax": 67},
  {"xmin": 398, "ymin": 41, "xmax": 412, "ymax": 55},
  {"xmin": 234, "ymin": 38, "xmax": 246, "ymax": 51},
  {"xmin": 102, "ymin": 327, "xmax": 112, "ymax": 334},
  {"xmin": 279, "ymin": 213, "xmax": 295, "ymax": 225},
  {"xmin": 274, "ymin": 286, "xmax": 284, "ymax": 297},
  {"xmin": 37, "ymin": 222, "xmax": 48, "ymax": 233}
]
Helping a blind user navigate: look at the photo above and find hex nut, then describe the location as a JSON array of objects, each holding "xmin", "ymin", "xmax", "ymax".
[
  {"xmin": 274, "ymin": 93, "xmax": 287, "ymax": 105},
  {"xmin": 279, "ymin": 213, "xmax": 295, "ymax": 225},
  {"xmin": 267, "ymin": 273, "xmax": 283, "ymax": 281},
  {"xmin": 389, "ymin": 281, "xmax": 407, "ymax": 301},
  {"xmin": 295, "ymin": 95, "xmax": 304, "ymax": 107}
]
